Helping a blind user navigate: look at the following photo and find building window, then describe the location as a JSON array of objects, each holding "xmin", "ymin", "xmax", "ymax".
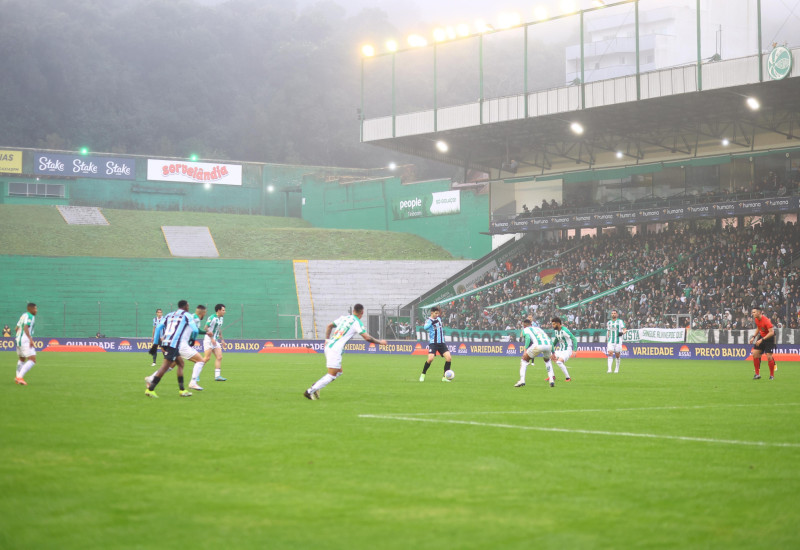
[{"xmin": 8, "ymin": 182, "xmax": 65, "ymax": 198}]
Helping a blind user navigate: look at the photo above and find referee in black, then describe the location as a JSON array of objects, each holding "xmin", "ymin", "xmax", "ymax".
[{"xmin": 419, "ymin": 306, "xmax": 453, "ymax": 382}]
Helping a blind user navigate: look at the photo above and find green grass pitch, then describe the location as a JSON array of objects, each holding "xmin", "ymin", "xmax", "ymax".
[{"xmin": 1, "ymin": 352, "xmax": 798, "ymax": 549}]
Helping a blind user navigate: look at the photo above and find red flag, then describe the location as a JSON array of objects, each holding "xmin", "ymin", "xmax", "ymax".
[{"xmin": 538, "ymin": 268, "xmax": 562, "ymax": 284}]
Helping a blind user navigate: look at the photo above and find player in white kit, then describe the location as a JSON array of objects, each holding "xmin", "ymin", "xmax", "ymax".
[
  {"xmin": 14, "ymin": 303, "xmax": 37, "ymax": 386},
  {"xmin": 303, "ymin": 303, "xmax": 387, "ymax": 400},
  {"xmin": 606, "ymin": 309, "xmax": 627, "ymax": 373},
  {"xmin": 515, "ymin": 318, "xmax": 557, "ymax": 388}
]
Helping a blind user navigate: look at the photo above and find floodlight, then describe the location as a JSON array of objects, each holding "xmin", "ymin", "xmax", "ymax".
[
  {"xmin": 475, "ymin": 19, "xmax": 492, "ymax": 33},
  {"xmin": 746, "ymin": 97, "xmax": 760, "ymax": 110},
  {"xmin": 435, "ymin": 140, "xmax": 449, "ymax": 153},
  {"xmin": 204, "ymin": 182, "xmax": 211, "ymax": 190},
  {"xmin": 189, "ymin": 154, "xmax": 199, "ymax": 161},
  {"xmin": 456, "ymin": 23, "xmax": 470, "ymax": 37},
  {"xmin": 386, "ymin": 40, "xmax": 398, "ymax": 52},
  {"xmin": 722, "ymin": 138, "xmax": 730, "ymax": 146},
  {"xmin": 267, "ymin": 185, "xmax": 275, "ymax": 192},
  {"xmin": 616, "ymin": 151, "xmax": 624, "ymax": 159},
  {"xmin": 570, "ymin": 122, "xmax": 584, "ymax": 135},
  {"xmin": 498, "ymin": 12, "xmax": 521, "ymax": 29},
  {"xmin": 533, "ymin": 6, "xmax": 549, "ymax": 21},
  {"xmin": 407, "ymin": 35, "xmax": 427, "ymax": 47},
  {"xmin": 433, "ymin": 28, "xmax": 446, "ymax": 42},
  {"xmin": 361, "ymin": 44, "xmax": 375, "ymax": 57},
  {"xmin": 446, "ymin": 26, "xmax": 456, "ymax": 40},
  {"xmin": 388, "ymin": 162, "xmax": 397, "ymax": 171},
  {"xmin": 79, "ymin": 147, "xmax": 89, "ymax": 155},
  {"xmin": 559, "ymin": 0, "xmax": 577, "ymax": 14}
]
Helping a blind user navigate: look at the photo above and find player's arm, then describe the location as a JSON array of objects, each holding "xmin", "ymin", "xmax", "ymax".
[
  {"xmin": 325, "ymin": 322, "xmax": 336, "ymax": 339},
  {"xmin": 620, "ymin": 320, "xmax": 627, "ymax": 334},
  {"xmin": 749, "ymin": 329, "xmax": 759, "ymax": 344},
  {"xmin": 423, "ymin": 317, "xmax": 433, "ymax": 330},
  {"xmin": 360, "ymin": 330, "xmax": 387, "ymax": 346},
  {"xmin": 566, "ymin": 327, "xmax": 578, "ymax": 353}
]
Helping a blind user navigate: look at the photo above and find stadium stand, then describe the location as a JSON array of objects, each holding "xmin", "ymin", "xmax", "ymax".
[
  {"xmin": 56, "ymin": 206, "xmax": 109, "ymax": 225},
  {"xmin": 306, "ymin": 260, "xmax": 473, "ymax": 337},
  {"xmin": 161, "ymin": 226, "xmax": 220, "ymax": 258},
  {"xmin": 433, "ymin": 221, "xmax": 800, "ymax": 332}
]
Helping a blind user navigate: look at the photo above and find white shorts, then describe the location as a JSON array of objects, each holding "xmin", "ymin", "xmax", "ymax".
[
  {"xmin": 607, "ymin": 343, "xmax": 622, "ymax": 354},
  {"xmin": 525, "ymin": 344, "xmax": 551, "ymax": 360},
  {"xmin": 324, "ymin": 346, "xmax": 343, "ymax": 370},
  {"xmin": 554, "ymin": 350, "xmax": 572, "ymax": 363},
  {"xmin": 203, "ymin": 336, "xmax": 221, "ymax": 351},
  {"xmin": 17, "ymin": 337, "xmax": 36, "ymax": 359},
  {"xmin": 179, "ymin": 342, "xmax": 199, "ymax": 360}
]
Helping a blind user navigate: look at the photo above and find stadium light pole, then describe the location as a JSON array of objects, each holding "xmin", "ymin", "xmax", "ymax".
[
  {"xmin": 696, "ymin": 0, "xmax": 702, "ymax": 91},
  {"xmin": 433, "ymin": 42, "xmax": 438, "ymax": 132},
  {"xmin": 757, "ymin": 0, "xmax": 763, "ymax": 82},
  {"xmin": 635, "ymin": 0, "xmax": 640, "ymax": 100}
]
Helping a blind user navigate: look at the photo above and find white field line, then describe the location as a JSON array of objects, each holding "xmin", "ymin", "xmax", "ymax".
[
  {"xmin": 366, "ymin": 403, "xmax": 800, "ymax": 417},
  {"xmin": 358, "ymin": 414, "xmax": 800, "ymax": 448}
]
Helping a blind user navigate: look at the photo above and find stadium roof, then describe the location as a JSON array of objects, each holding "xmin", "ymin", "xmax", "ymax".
[{"xmin": 362, "ymin": 68, "xmax": 800, "ymax": 180}]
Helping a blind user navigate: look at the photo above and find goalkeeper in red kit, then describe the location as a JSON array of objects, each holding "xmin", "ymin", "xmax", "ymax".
[{"xmin": 749, "ymin": 307, "xmax": 777, "ymax": 380}]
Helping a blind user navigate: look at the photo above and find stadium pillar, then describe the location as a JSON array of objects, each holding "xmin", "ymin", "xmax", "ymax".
[
  {"xmin": 479, "ymin": 34, "xmax": 484, "ymax": 124},
  {"xmin": 524, "ymin": 25, "xmax": 528, "ymax": 118},
  {"xmin": 757, "ymin": 0, "xmax": 763, "ymax": 82},
  {"xmin": 392, "ymin": 52, "xmax": 396, "ymax": 138},
  {"xmin": 635, "ymin": 0, "xmax": 640, "ymax": 100},
  {"xmin": 433, "ymin": 44, "xmax": 438, "ymax": 131},
  {"xmin": 696, "ymin": 0, "xmax": 702, "ymax": 91},
  {"xmin": 360, "ymin": 58, "xmax": 365, "ymax": 142},
  {"xmin": 580, "ymin": 11, "xmax": 585, "ymax": 109}
]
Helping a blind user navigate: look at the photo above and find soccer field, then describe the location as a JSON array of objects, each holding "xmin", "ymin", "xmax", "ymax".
[{"xmin": 1, "ymin": 352, "xmax": 798, "ymax": 549}]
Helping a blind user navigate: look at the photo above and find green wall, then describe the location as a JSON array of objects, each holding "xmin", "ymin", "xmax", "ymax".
[
  {"xmin": 0, "ymin": 256, "xmax": 299, "ymax": 338},
  {"xmin": 301, "ymin": 177, "xmax": 491, "ymax": 259}
]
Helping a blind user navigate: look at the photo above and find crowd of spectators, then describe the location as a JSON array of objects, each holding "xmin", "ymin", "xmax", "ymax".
[{"xmin": 437, "ymin": 220, "xmax": 800, "ymax": 334}]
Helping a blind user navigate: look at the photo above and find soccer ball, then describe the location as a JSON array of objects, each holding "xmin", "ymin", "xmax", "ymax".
[{"xmin": 444, "ymin": 369, "xmax": 455, "ymax": 380}]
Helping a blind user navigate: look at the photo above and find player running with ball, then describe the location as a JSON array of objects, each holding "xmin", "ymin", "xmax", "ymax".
[
  {"xmin": 515, "ymin": 318, "xmax": 556, "ymax": 388},
  {"xmin": 749, "ymin": 307, "xmax": 777, "ymax": 380}
]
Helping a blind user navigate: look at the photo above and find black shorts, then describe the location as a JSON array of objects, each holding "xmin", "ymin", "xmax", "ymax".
[
  {"xmin": 753, "ymin": 336, "xmax": 775, "ymax": 354},
  {"xmin": 163, "ymin": 345, "xmax": 180, "ymax": 362},
  {"xmin": 428, "ymin": 343, "xmax": 449, "ymax": 357}
]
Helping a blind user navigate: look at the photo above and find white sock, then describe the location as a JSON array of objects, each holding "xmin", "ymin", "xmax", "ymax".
[
  {"xmin": 615, "ymin": 357, "xmax": 620, "ymax": 372},
  {"xmin": 545, "ymin": 360, "xmax": 555, "ymax": 381},
  {"xmin": 557, "ymin": 361, "xmax": 570, "ymax": 378},
  {"xmin": 16, "ymin": 360, "xmax": 23, "ymax": 377},
  {"xmin": 519, "ymin": 359, "xmax": 528, "ymax": 383},
  {"xmin": 192, "ymin": 362, "xmax": 205, "ymax": 382},
  {"xmin": 215, "ymin": 368, "xmax": 221, "ymax": 378},
  {"xmin": 310, "ymin": 373, "xmax": 336, "ymax": 392},
  {"xmin": 19, "ymin": 360, "xmax": 35, "ymax": 378},
  {"xmin": 607, "ymin": 356, "xmax": 613, "ymax": 372}
]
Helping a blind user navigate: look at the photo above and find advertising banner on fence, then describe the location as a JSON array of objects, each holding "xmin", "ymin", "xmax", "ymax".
[
  {"xmin": 5, "ymin": 337, "xmax": 796, "ymax": 361},
  {"xmin": 491, "ymin": 196, "xmax": 800, "ymax": 233},
  {"xmin": 34, "ymin": 152, "xmax": 136, "ymax": 180},
  {"xmin": 392, "ymin": 190, "xmax": 460, "ymax": 220},
  {"xmin": 0, "ymin": 150, "xmax": 22, "ymax": 174},
  {"xmin": 147, "ymin": 159, "xmax": 242, "ymax": 186},
  {"xmin": 623, "ymin": 327, "xmax": 686, "ymax": 343}
]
